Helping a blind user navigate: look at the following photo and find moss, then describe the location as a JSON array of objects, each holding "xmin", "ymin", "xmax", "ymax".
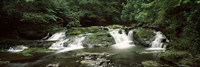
[
  {"xmin": 159, "ymin": 50, "xmax": 192, "ymax": 62},
  {"xmin": 158, "ymin": 50, "xmax": 200, "ymax": 66},
  {"xmin": 132, "ymin": 28, "xmax": 154, "ymax": 46},
  {"xmin": 67, "ymin": 26, "xmax": 101, "ymax": 35},
  {"xmin": 142, "ymin": 1, "xmax": 155, "ymax": 8},
  {"xmin": 142, "ymin": 61, "xmax": 160, "ymax": 67},
  {"xmin": 19, "ymin": 48, "xmax": 50, "ymax": 56},
  {"xmin": 66, "ymin": 26, "xmax": 114, "ymax": 47},
  {"xmin": 179, "ymin": 55, "xmax": 200, "ymax": 66},
  {"xmin": 83, "ymin": 30, "xmax": 115, "ymax": 48},
  {"xmin": 108, "ymin": 25, "xmax": 124, "ymax": 29}
]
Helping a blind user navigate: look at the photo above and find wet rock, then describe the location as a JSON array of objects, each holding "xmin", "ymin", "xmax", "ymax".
[
  {"xmin": 130, "ymin": 28, "xmax": 155, "ymax": 47},
  {"xmin": 82, "ymin": 31, "xmax": 115, "ymax": 48},
  {"xmin": 0, "ymin": 61, "xmax": 10, "ymax": 65},
  {"xmin": 46, "ymin": 63, "xmax": 59, "ymax": 67},
  {"xmin": 142, "ymin": 61, "xmax": 160, "ymax": 67},
  {"xmin": 77, "ymin": 52, "xmax": 115, "ymax": 67}
]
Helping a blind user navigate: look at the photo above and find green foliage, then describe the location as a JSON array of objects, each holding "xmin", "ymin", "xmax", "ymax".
[
  {"xmin": 121, "ymin": 0, "xmax": 200, "ymax": 55},
  {"xmin": 1, "ymin": 0, "xmax": 122, "ymax": 27},
  {"xmin": 22, "ymin": 12, "xmax": 58, "ymax": 23}
]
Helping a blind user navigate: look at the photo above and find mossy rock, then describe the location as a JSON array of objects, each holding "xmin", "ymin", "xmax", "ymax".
[
  {"xmin": 142, "ymin": 61, "xmax": 160, "ymax": 67},
  {"xmin": 83, "ymin": 31, "xmax": 115, "ymax": 48},
  {"xmin": 158, "ymin": 50, "xmax": 200, "ymax": 66},
  {"xmin": 179, "ymin": 55, "xmax": 200, "ymax": 66},
  {"xmin": 66, "ymin": 26, "xmax": 115, "ymax": 48},
  {"xmin": 67, "ymin": 26, "xmax": 101, "ymax": 36},
  {"xmin": 108, "ymin": 25, "xmax": 124, "ymax": 29},
  {"xmin": 19, "ymin": 48, "xmax": 50, "ymax": 56},
  {"xmin": 158, "ymin": 50, "xmax": 192, "ymax": 62},
  {"xmin": 131, "ymin": 28, "xmax": 155, "ymax": 46}
]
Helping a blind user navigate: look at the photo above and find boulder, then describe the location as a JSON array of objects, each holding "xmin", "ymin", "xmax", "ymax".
[{"xmin": 130, "ymin": 28, "xmax": 155, "ymax": 47}]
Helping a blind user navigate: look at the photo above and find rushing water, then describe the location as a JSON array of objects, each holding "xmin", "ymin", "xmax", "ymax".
[
  {"xmin": 55, "ymin": 35, "xmax": 87, "ymax": 53},
  {"xmin": 46, "ymin": 31, "xmax": 66, "ymax": 41},
  {"xmin": 7, "ymin": 45, "xmax": 28, "ymax": 53},
  {"xmin": 0, "ymin": 28, "xmax": 175, "ymax": 67},
  {"xmin": 146, "ymin": 31, "xmax": 169, "ymax": 51},
  {"xmin": 48, "ymin": 31, "xmax": 90, "ymax": 53},
  {"xmin": 109, "ymin": 29, "xmax": 134, "ymax": 49}
]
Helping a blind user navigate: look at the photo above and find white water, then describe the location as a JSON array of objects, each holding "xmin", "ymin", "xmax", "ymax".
[
  {"xmin": 7, "ymin": 45, "xmax": 28, "ymax": 53},
  {"xmin": 146, "ymin": 31, "xmax": 169, "ymax": 50},
  {"xmin": 48, "ymin": 39, "xmax": 69, "ymax": 50},
  {"xmin": 109, "ymin": 29, "xmax": 134, "ymax": 49},
  {"xmin": 56, "ymin": 35, "xmax": 86, "ymax": 53},
  {"xmin": 47, "ymin": 31, "xmax": 66, "ymax": 41},
  {"xmin": 48, "ymin": 31, "xmax": 68, "ymax": 50},
  {"xmin": 128, "ymin": 30, "xmax": 134, "ymax": 41},
  {"xmin": 47, "ymin": 31, "xmax": 87, "ymax": 53}
]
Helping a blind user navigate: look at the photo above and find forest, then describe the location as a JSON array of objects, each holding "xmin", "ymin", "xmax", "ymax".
[{"xmin": 0, "ymin": 0, "xmax": 200, "ymax": 67}]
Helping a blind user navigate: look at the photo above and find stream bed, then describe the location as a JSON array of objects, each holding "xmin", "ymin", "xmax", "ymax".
[
  {"xmin": 0, "ymin": 28, "xmax": 176, "ymax": 67},
  {"xmin": 0, "ymin": 46, "xmax": 176, "ymax": 67}
]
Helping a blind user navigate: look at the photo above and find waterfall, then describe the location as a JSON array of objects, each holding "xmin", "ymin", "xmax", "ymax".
[
  {"xmin": 109, "ymin": 29, "xmax": 134, "ymax": 49},
  {"xmin": 48, "ymin": 31, "xmax": 67, "ymax": 50},
  {"xmin": 48, "ymin": 39, "xmax": 69, "ymax": 50},
  {"xmin": 47, "ymin": 31, "xmax": 88, "ymax": 53},
  {"xmin": 56, "ymin": 35, "xmax": 86, "ymax": 53},
  {"xmin": 7, "ymin": 45, "xmax": 28, "ymax": 53},
  {"xmin": 47, "ymin": 31, "xmax": 66, "ymax": 41},
  {"xmin": 128, "ymin": 30, "xmax": 134, "ymax": 41},
  {"xmin": 146, "ymin": 31, "xmax": 169, "ymax": 50}
]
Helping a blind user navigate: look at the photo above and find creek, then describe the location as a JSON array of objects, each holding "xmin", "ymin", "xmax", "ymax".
[{"xmin": 0, "ymin": 27, "xmax": 175, "ymax": 67}]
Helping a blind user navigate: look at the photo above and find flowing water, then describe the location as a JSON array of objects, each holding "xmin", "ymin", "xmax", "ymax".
[
  {"xmin": 0, "ymin": 29, "xmax": 175, "ymax": 67},
  {"xmin": 7, "ymin": 45, "xmax": 28, "ymax": 53},
  {"xmin": 146, "ymin": 31, "xmax": 169, "ymax": 51},
  {"xmin": 109, "ymin": 29, "xmax": 134, "ymax": 49}
]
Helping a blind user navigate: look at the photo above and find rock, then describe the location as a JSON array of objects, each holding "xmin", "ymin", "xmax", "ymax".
[
  {"xmin": 77, "ymin": 52, "xmax": 114, "ymax": 67},
  {"xmin": 46, "ymin": 63, "xmax": 59, "ymax": 67},
  {"xmin": 0, "ymin": 61, "xmax": 10, "ymax": 64},
  {"xmin": 107, "ymin": 25, "xmax": 124, "ymax": 29},
  {"xmin": 142, "ymin": 61, "xmax": 160, "ymax": 67},
  {"xmin": 82, "ymin": 30, "xmax": 115, "ymax": 48},
  {"xmin": 80, "ymin": 60, "xmax": 96, "ymax": 65},
  {"xmin": 131, "ymin": 28, "xmax": 155, "ymax": 47}
]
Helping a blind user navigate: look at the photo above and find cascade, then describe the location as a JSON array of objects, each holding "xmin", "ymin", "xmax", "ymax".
[
  {"xmin": 47, "ymin": 31, "xmax": 88, "ymax": 53},
  {"xmin": 47, "ymin": 31, "xmax": 66, "ymax": 41},
  {"xmin": 108, "ymin": 29, "xmax": 134, "ymax": 49},
  {"xmin": 7, "ymin": 45, "xmax": 28, "ymax": 53},
  {"xmin": 48, "ymin": 31, "xmax": 68, "ymax": 50},
  {"xmin": 48, "ymin": 39, "xmax": 69, "ymax": 50},
  {"xmin": 56, "ymin": 35, "xmax": 86, "ymax": 53},
  {"xmin": 128, "ymin": 30, "xmax": 134, "ymax": 41},
  {"xmin": 146, "ymin": 31, "xmax": 169, "ymax": 50}
]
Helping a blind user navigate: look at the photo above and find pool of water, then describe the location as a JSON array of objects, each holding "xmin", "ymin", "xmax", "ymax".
[{"xmin": 0, "ymin": 45, "xmax": 176, "ymax": 67}]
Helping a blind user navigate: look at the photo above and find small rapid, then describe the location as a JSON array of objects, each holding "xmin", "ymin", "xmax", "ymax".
[
  {"xmin": 7, "ymin": 45, "xmax": 28, "ymax": 53},
  {"xmin": 46, "ymin": 31, "xmax": 66, "ymax": 41},
  {"xmin": 47, "ymin": 31, "xmax": 90, "ymax": 53},
  {"xmin": 56, "ymin": 35, "xmax": 87, "ymax": 53},
  {"xmin": 108, "ymin": 29, "xmax": 134, "ymax": 49},
  {"xmin": 146, "ymin": 31, "xmax": 169, "ymax": 51}
]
